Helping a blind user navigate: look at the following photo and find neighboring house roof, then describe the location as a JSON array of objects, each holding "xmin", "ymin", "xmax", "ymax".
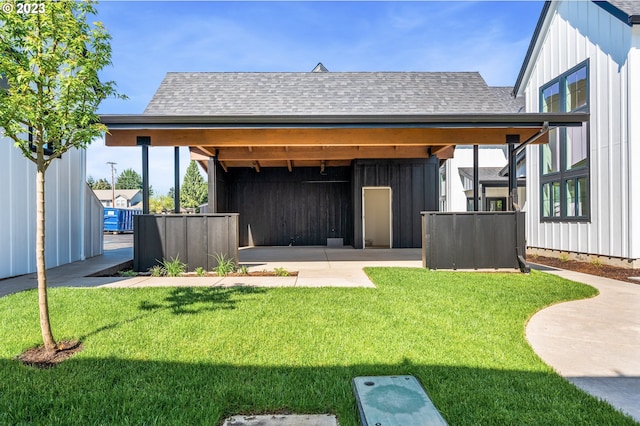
[
  {"xmin": 93, "ymin": 189, "xmax": 141, "ymax": 201},
  {"xmin": 459, "ymin": 167, "xmax": 525, "ymax": 185},
  {"xmin": 514, "ymin": 0, "xmax": 640, "ymax": 96},
  {"xmin": 144, "ymin": 71, "xmax": 518, "ymax": 116}
]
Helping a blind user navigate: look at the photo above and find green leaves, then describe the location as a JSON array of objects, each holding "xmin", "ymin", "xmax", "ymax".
[
  {"xmin": 0, "ymin": 0, "xmax": 125, "ymax": 168},
  {"xmin": 180, "ymin": 160, "xmax": 208, "ymax": 211}
]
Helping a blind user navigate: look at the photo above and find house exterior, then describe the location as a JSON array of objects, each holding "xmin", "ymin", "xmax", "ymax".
[
  {"xmin": 0, "ymin": 139, "xmax": 104, "ymax": 279},
  {"xmin": 514, "ymin": 0, "xmax": 640, "ymax": 267},
  {"xmin": 93, "ymin": 189, "xmax": 142, "ymax": 209},
  {"xmin": 102, "ymin": 70, "xmax": 584, "ymax": 250}
]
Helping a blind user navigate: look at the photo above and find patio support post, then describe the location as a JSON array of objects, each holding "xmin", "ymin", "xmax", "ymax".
[
  {"xmin": 174, "ymin": 147, "xmax": 181, "ymax": 213},
  {"xmin": 137, "ymin": 136, "xmax": 151, "ymax": 214},
  {"xmin": 506, "ymin": 134, "xmax": 520, "ymax": 211},
  {"xmin": 208, "ymin": 156, "xmax": 217, "ymax": 213},
  {"xmin": 473, "ymin": 144, "xmax": 479, "ymax": 211}
]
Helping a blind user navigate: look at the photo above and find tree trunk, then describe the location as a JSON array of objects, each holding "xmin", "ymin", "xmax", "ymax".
[{"xmin": 36, "ymin": 162, "xmax": 57, "ymax": 353}]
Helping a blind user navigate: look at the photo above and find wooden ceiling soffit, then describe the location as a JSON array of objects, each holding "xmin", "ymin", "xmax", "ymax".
[
  {"xmin": 106, "ymin": 127, "xmax": 546, "ymax": 147},
  {"xmin": 210, "ymin": 145, "xmax": 430, "ymax": 161}
]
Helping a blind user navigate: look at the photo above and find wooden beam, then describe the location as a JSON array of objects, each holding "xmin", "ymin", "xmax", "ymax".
[
  {"xmin": 219, "ymin": 161, "xmax": 229, "ymax": 173},
  {"xmin": 253, "ymin": 161, "xmax": 261, "ymax": 173},
  {"xmin": 432, "ymin": 145, "xmax": 455, "ymax": 160},
  {"xmin": 287, "ymin": 160, "xmax": 292, "ymax": 172},
  {"xmin": 214, "ymin": 145, "xmax": 430, "ymax": 161},
  {"xmin": 105, "ymin": 127, "xmax": 547, "ymax": 148}
]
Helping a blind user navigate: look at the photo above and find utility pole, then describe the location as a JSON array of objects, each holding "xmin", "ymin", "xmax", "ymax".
[{"xmin": 107, "ymin": 162, "xmax": 117, "ymax": 207}]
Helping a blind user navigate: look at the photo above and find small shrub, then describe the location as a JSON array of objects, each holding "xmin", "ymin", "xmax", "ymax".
[
  {"xmin": 162, "ymin": 256, "xmax": 187, "ymax": 277},
  {"xmin": 238, "ymin": 265, "xmax": 249, "ymax": 275},
  {"xmin": 149, "ymin": 265, "xmax": 166, "ymax": 277},
  {"xmin": 590, "ymin": 258, "xmax": 603, "ymax": 269},
  {"xmin": 213, "ymin": 253, "xmax": 236, "ymax": 276},
  {"xmin": 118, "ymin": 269, "xmax": 137, "ymax": 277},
  {"xmin": 559, "ymin": 253, "xmax": 570, "ymax": 263},
  {"xmin": 274, "ymin": 267, "xmax": 289, "ymax": 277},
  {"xmin": 195, "ymin": 266, "xmax": 206, "ymax": 277}
]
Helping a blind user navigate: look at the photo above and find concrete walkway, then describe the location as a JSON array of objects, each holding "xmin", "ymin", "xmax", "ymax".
[{"xmin": 527, "ymin": 265, "xmax": 640, "ymax": 422}]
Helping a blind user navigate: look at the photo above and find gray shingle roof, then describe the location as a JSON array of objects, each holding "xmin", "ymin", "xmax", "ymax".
[
  {"xmin": 607, "ymin": 0, "xmax": 640, "ymax": 16},
  {"xmin": 144, "ymin": 72, "xmax": 517, "ymax": 116},
  {"xmin": 490, "ymin": 87, "xmax": 525, "ymax": 113},
  {"xmin": 459, "ymin": 167, "xmax": 508, "ymax": 183}
]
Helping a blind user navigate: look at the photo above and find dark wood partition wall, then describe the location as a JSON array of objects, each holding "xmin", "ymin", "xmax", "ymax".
[
  {"xmin": 133, "ymin": 214, "xmax": 239, "ymax": 272},
  {"xmin": 225, "ymin": 167, "xmax": 352, "ymax": 247},
  {"xmin": 211, "ymin": 159, "xmax": 440, "ymax": 248},
  {"xmin": 422, "ymin": 211, "xmax": 528, "ymax": 271},
  {"xmin": 352, "ymin": 158, "xmax": 440, "ymax": 249}
]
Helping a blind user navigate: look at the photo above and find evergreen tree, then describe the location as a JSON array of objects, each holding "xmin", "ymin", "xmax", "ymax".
[
  {"xmin": 180, "ymin": 161, "xmax": 208, "ymax": 212},
  {"xmin": 87, "ymin": 176, "xmax": 96, "ymax": 188},
  {"xmin": 115, "ymin": 168, "xmax": 142, "ymax": 190}
]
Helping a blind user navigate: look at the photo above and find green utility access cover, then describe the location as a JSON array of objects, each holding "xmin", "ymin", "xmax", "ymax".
[{"xmin": 352, "ymin": 375, "xmax": 448, "ymax": 426}]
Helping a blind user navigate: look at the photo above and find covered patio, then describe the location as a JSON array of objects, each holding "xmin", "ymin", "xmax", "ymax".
[{"xmin": 100, "ymin": 70, "xmax": 588, "ymax": 271}]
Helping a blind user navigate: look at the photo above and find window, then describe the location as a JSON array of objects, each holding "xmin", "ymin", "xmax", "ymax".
[
  {"xmin": 539, "ymin": 61, "xmax": 589, "ymax": 221},
  {"xmin": 486, "ymin": 197, "xmax": 506, "ymax": 212}
]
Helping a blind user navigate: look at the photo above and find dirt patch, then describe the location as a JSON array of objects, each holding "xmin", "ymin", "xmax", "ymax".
[
  {"xmin": 16, "ymin": 340, "xmax": 83, "ymax": 369},
  {"xmin": 529, "ymin": 255, "xmax": 639, "ymax": 285}
]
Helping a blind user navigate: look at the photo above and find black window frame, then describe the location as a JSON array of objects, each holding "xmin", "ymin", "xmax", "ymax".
[{"xmin": 539, "ymin": 60, "xmax": 590, "ymax": 222}]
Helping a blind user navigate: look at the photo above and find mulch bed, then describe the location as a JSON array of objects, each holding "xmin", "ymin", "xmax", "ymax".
[
  {"xmin": 16, "ymin": 340, "xmax": 84, "ymax": 369},
  {"xmin": 528, "ymin": 255, "xmax": 639, "ymax": 285},
  {"xmin": 181, "ymin": 271, "xmax": 298, "ymax": 277}
]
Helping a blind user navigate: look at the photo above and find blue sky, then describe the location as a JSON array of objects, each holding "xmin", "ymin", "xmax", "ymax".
[{"xmin": 91, "ymin": 0, "xmax": 544, "ymax": 195}]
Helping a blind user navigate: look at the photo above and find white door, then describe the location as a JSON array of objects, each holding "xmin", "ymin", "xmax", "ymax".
[{"xmin": 362, "ymin": 187, "xmax": 392, "ymax": 248}]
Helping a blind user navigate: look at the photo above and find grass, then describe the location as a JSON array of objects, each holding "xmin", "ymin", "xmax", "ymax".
[{"xmin": 0, "ymin": 268, "xmax": 636, "ymax": 425}]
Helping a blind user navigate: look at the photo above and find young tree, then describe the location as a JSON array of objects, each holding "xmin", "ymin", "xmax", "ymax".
[
  {"xmin": 92, "ymin": 177, "xmax": 112, "ymax": 190},
  {"xmin": 115, "ymin": 167, "xmax": 142, "ymax": 190},
  {"xmin": 0, "ymin": 1, "xmax": 124, "ymax": 353},
  {"xmin": 180, "ymin": 161, "xmax": 208, "ymax": 212},
  {"xmin": 149, "ymin": 195, "xmax": 174, "ymax": 214}
]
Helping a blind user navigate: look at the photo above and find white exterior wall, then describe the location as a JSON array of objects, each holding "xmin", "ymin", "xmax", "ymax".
[
  {"xmin": 522, "ymin": 1, "xmax": 636, "ymax": 259},
  {"xmin": 0, "ymin": 138, "xmax": 100, "ymax": 279},
  {"xmin": 441, "ymin": 146, "xmax": 507, "ymax": 212}
]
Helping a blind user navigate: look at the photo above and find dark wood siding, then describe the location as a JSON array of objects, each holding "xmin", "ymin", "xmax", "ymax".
[
  {"xmin": 224, "ymin": 167, "xmax": 352, "ymax": 246},
  {"xmin": 352, "ymin": 158, "xmax": 439, "ymax": 248}
]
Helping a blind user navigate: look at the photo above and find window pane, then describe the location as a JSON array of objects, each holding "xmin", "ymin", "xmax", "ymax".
[
  {"xmin": 566, "ymin": 179, "xmax": 576, "ymax": 217},
  {"xmin": 542, "ymin": 129, "xmax": 560, "ymax": 174},
  {"xmin": 565, "ymin": 67, "xmax": 587, "ymax": 111},
  {"xmin": 577, "ymin": 177, "xmax": 589, "ymax": 216},
  {"xmin": 542, "ymin": 182, "xmax": 561, "ymax": 218},
  {"xmin": 566, "ymin": 122, "xmax": 588, "ymax": 170},
  {"xmin": 542, "ymin": 183, "xmax": 551, "ymax": 217},
  {"xmin": 542, "ymin": 82, "xmax": 560, "ymax": 112},
  {"xmin": 552, "ymin": 181, "xmax": 561, "ymax": 217}
]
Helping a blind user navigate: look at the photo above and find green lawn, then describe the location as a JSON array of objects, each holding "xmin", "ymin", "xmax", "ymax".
[{"xmin": 0, "ymin": 268, "xmax": 636, "ymax": 425}]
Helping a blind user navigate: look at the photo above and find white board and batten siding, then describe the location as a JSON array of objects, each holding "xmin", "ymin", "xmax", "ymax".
[
  {"xmin": 520, "ymin": 0, "xmax": 640, "ymax": 261},
  {"xmin": 0, "ymin": 137, "xmax": 104, "ymax": 279}
]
